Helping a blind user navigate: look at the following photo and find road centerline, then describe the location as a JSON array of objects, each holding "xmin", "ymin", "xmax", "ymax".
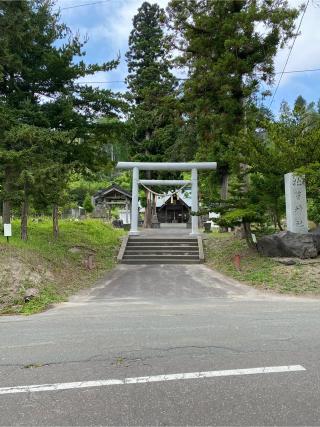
[{"xmin": 0, "ymin": 365, "xmax": 306, "ymax": 396}]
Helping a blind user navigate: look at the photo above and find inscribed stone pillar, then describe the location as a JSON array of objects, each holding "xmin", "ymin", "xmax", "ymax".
[{"xmin": 284, "ymin": 173, "xmax": 308, "ymax": 234}]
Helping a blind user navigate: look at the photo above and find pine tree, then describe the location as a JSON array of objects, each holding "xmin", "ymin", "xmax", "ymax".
[
  {"xmin": 83, "ymin": 193, "xmax": 94, "ymax": 214},
  {"xmin": 0, "ymin": 0, "xmax": 121, "ymax": 238},
  {"xmin": 3, "ymin": 124, "xmax": 70, "ymax": 240},
  {"xmin": 211, "ymin": 96, "xmax": 320, "ymax": 243},
  {"xmin": 126, "ymin": 1, "xmax": 179, "ymax": 227}
]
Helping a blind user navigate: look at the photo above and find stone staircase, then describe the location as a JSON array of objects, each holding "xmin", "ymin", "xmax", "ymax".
[{"xmin": 118, "ymin": 236, "xmax": 204, "ymax": 264}]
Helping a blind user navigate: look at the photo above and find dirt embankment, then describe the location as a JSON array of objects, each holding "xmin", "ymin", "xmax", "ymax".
[
  {"xmin": 0, "ymin": 246, "xmax": 55, "ymax": 313},
  {"xmin": 204, "ymin": 233, "xmax": 320, "ymax": 295},
  {"xmin": 0, "ymin": 219, "xmax": 124, "ymax": 314}
]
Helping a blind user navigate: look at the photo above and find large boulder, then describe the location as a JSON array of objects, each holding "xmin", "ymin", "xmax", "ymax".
[
  {"xmin": 310, "ymin": 227, "xmax": 320, "ymax": 252},
  {"xmin": 257, "ymin": 231, "xmax": 318, "ymax": 259}
]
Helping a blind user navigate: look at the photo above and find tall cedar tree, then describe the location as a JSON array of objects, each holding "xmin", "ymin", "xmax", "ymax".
[
  {"xmin": 126, "ymin": 2, "xmax": 178, "ymax": 227},
  {"xmin": 0, "ymin": 0, "xmax": 121, "ymax": 238},
  {"xmin": 210, "ymin": 96, "xmax": 320, "ymax": 244},
  {"xmin": 167, "ymin": 0, "xmax": 299, "ymax": 201}
]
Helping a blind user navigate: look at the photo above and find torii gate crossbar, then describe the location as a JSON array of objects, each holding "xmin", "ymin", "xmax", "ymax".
[{"xmin": 116, "ymin": 162, "xmax": 217, "ymax": 235}]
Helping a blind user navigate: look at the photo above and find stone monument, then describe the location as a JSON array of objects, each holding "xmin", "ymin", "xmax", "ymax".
[
  {"xmin": 257, "ymin": 174, "xmax": 319, "ymax": 259},
  {"xmin": 284, "ymin": 173, "xmax": 308, "ymax": 234}
]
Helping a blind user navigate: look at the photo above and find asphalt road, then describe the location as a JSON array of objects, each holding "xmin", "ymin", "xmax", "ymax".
[{"xmin": 1, "ymin": 264, "xmax": 320, "ymax": 426}]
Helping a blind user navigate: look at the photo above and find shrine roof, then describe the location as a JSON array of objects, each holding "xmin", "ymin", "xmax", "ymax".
[{"xmin": 94, "ymin": 184, "xmax": 132, "ymax": 200}]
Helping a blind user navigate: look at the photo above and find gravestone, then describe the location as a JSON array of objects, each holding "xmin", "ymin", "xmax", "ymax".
[{"xmin": 284, "ymin": 173, "xmax": 308, "ymax": 234}]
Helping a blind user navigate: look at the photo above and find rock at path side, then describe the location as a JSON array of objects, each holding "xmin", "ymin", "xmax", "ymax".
[
  {"xmin": 310, "ymin": 227, "xmax": 320, "ymax": 252},
  {"xmin": 257, "ymin": 231, "xmax": 318, "ymax": 259},
  {"xmin": 276, "ymin": 258, "xmax": 297, "ymax": 266},
  {"xmin": 68, "ymin": 247, "xmax": 82, "ymax": 254},
  {"xmin": 24, "ymin": 288, "xmax": 40, "ymax": 302}
]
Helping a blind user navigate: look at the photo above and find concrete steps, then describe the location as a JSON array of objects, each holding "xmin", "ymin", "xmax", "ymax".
[{"xmin": 118, "ymin": 236, "xmax": 204, "ymax": 264}]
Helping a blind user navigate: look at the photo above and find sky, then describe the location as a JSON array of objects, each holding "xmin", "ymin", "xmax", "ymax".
[{"xmin": 56, "ymin": 0, "xmax": 320, "ymax": 114}]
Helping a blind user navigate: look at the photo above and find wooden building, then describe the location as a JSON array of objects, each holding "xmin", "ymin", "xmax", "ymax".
[
  {"xmin": 156, "ymin": 192, "xmax": 191, "ymax": 224},
  {"xmin": 93, "ymin": 184, "xmax": 132, "ymax": 223},
  {"xmin": 93, "ymin": 185, "xmax": 192, "ymax": 225}
]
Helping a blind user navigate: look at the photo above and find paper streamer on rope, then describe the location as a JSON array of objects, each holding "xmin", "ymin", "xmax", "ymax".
[{"xmin": 140, "ymin": 182, "xmax": 190, "ymax": 197}]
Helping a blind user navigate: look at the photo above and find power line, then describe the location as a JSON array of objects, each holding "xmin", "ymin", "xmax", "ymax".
[
  {"xmin": 60, "ymin": 1, "xmax": 111, "ymax": 11},
  {"xmin": 78, "ymin": 80, "xmax": 126, "ymax": 84},
  {"xmin": 269, "ymin": 0, "xmax": 310, "ymax": 107},
  {"xmin": 280, "ymin": 67, "xmax": 320, "ymax": 75},
  {"xmin": 77, "ymin": 67, "xmax": 320, "ymax": 85},
  {"xmin": 58, "ymin": 0, "xmax": 314, "ymax": 94}
]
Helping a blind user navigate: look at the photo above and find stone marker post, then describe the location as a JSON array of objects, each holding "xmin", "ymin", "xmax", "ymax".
[{"xmin": 284, "ymin": 173, "xmax": 308, "ymax": 233}]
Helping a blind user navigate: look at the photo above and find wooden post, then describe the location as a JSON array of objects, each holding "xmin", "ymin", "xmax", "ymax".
[{"xmin": 53, "ymin": 204, "xmax": 59, "ymax": 239}]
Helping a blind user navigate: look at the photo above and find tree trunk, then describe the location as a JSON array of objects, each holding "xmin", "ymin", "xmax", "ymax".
[
  {"xmin": 219, "ymin": 172, "xmax": 229, "ymax": 232},
  {"xmin": 3, "ymin": 167, "xmax": 12, "ymax": 224},
  {"xmin": 220, "ymin": 173, "xmax": 229, "ymax": 200},
  {"xmin": 276, "ymin": 216, "xmax": 283, "ymax": 231},
  {"xmin": 53, "ymin": 204, "xmax": 59, "ymax": 239},
  {"xmin": 143, "ymin": 189, "xmax": 152, "ymax": 228},
  {"xmin": 20, "ymin": 184, "xmax": 29, "ymax": 241},
  {"xmin": 152, "ymin": 193, "xmax": 157, "ymax": 218},
  {"xmin": 237, "ymin": 163, "xmax": 256, "ymax": 250},
  {"xmin": 143, "ymin": 132, "xmax": 153, "ymax": 228},
  {"xmin": 143, "ymin": 169, "xmax": 152, "ymax": 228},
  {"xmin": 242, "ymin": 221, "xmax": 257, "ymax": 250},
  {"xmin": 3, "ymin": 200, "xmax": 11, "ymax": 225}
]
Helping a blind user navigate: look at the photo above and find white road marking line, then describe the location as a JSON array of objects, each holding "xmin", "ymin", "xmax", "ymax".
[
  {"xmin": 0, "ymin": 365, "xmax": 305, "ymax": 395},
  {"xmin": 0, "ymin": 341, "xmax": 55, "ymax": 350}
]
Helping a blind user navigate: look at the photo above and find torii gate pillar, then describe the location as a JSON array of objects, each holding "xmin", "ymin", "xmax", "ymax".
[
  {"xmin": 116, "ymin": 162, "xmax": 217, "ymax": 236},
  {"xmin": 191, "ymin": 168, "xmax": 198, "ymax": 235},
  {"xmin": 130, "ymin": 166, "xmax": 139, "ymax": 235}
]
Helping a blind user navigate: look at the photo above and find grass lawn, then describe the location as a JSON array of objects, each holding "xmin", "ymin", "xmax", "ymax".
[
  {"xmin": 0, "ymin": 219, "xmax": 125, "ymax": 315},
  {"xmin": 204, "ymin": 231, "xmax": 320, "ymax": 295}
]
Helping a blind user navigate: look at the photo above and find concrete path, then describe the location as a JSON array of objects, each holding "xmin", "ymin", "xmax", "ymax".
[
  {"xmin": 77, "ymin": 264, "xmax": 260, "ymax": 303},
  {"xmin": 1, "ymin": 263, "xmax": 320, "ymax": 426}
]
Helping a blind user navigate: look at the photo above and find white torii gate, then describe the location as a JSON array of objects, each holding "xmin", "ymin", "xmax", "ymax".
[{"xmin": 116, "ymin": 162, "xmax": 217, "ymax": 236}]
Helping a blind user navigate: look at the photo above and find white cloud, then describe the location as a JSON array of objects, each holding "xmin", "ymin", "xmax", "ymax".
[
  {"xmin": 86, "ymin": 0, "xmax": 168, "ymax": 51},
  {"xmin": 58, "ymin": 1, "xmax": 169, "ymax": 91},
  {"xmin": 58, "ymin": 0, "xmax": 320, "ymax": 101},
  {"xmin": 273, "ymin": 0, "xmax": 320, "ymax": 86}
]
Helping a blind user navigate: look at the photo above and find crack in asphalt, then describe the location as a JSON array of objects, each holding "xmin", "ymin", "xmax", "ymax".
[{"xmin": 0, "ymin": 340, "xmax": 299, "ymax": 370}]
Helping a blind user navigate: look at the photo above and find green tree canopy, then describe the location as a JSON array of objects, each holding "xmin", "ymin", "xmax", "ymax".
[
  {"xmin": 0, "ymin": 0, "xmax": 125, "ymax": 238},
  {"xmin": 167, "ymin": 0, "xmax": 300, "ymax": 194}
]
